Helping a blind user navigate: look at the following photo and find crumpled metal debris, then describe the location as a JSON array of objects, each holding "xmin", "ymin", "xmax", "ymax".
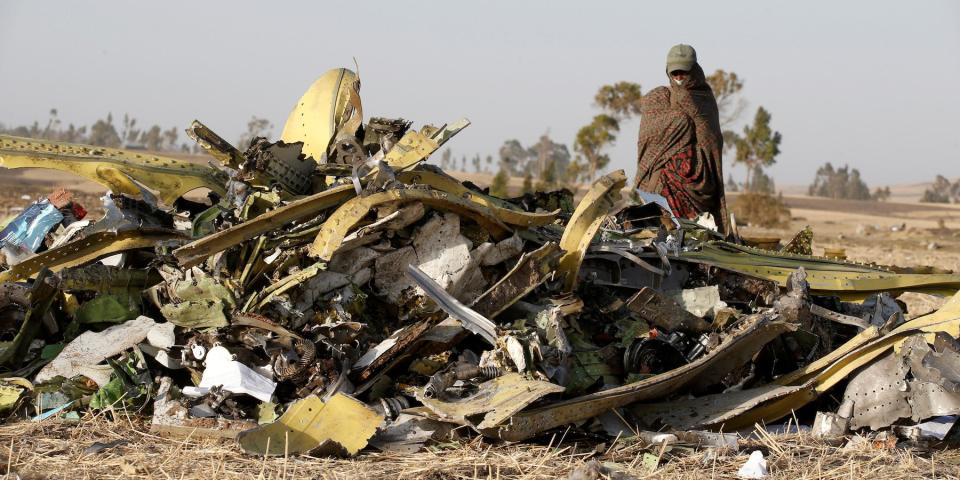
[{"xmin": 2, "ymin": 66, "xmax": 960, "ymax": 462}]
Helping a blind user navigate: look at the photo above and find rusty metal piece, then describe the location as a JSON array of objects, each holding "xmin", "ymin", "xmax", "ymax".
[
  {"xmin": 352, "ymin": 316, "xmax": 443, "ymax": 388},
  {"xmin": 185, "ymin": 120, "xmax": 247, "ymax": 168},
  {"xmin": 472, "ymin": 242, "xmax": 562, "ymax": 319},
  {"xmin": 273, "ymin": 338, "xmax": 317, "ymax": 381},
  {"xmin": 557, "ymin": 170, "xmax": 626, "ymax": 292},
  {"xmin": 422, "ymin": 363, "xmax": 502, "ymax": 399},
  {"xmin": 810, "ymin": 303, "xmax": 870, "ymax": 329},
  {"xmin": 625, "ymin": 287, "xmax": 713, "ymax": 334}
]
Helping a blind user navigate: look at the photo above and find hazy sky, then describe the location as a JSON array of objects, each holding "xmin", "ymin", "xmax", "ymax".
[{"xmin": 1, "ymin": 1, "xmax": 958, "ymax": 186}]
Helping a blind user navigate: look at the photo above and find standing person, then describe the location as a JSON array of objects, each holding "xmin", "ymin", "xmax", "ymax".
[{"xmin": 635, "ymin": 44, "xmax": 728, "ymax": 232}]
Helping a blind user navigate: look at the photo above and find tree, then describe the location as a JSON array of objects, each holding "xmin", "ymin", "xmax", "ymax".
[
  {"xmin": 162, "ymin": 127, "xmax": 179, "ymax": 151},
  {"xmin": 594, "ymin": 82, "xmax": 642, "ymax": 120},
  {"xmin": 522, "ymin": 171, "xmax": 534, "ymax": 193},
  {"xmin": 471, "ymin": 154, "xmax": 481, "ymax": 173},
  {"xmin": 750, "ymin": 166, "xmax": 776, "ymax": 194},
  {"xmin": 489, "ymin": 167, "xmax": 509, "ymax": 197},
  {"xmin": 498, "ymin": 139, "xmax": 528, "ymax": 176},
  {"xmin": 733, "ymin": 107, "xmax": 781, "ymax": 192},
  {"xmin": 440, "ymin": 148, "xmax": 452, "ymax": 169},
  {"xmin": 238, "ymin": 116, "xmax": 274, "ymax": 149},
  {"xmin": 139, "ymin": 125, "xmax": 163, "ymax": 151},
  {"xmin": 808, "ymin": 163, "xmax": 873, "ymax": 200},
  {"xmin": 705, "ymin": 70, "xmax": 746, "ymax": 128},
  {"xmin": 725, "ymin": 174, "xmax": 740, "ymax": 193},
  {"xmin": 120, "ymin": 114, "xmax": 140, "ymax": 147},
  {"xmin": 873, "ymin": 186, "xmax": 891, "ymax": 202},
  {"xmin": 574, "ymin": 114, "xmax": 619, "ymax": 182},
  {"xmin": 532, "ymin": 132, "xmax": 571, "ymax": 181},
  {"xmin": 42, "ymin": 109, "xmax": 60, "ymax": 140},
  {"xmin": 88, "ymin": 113, "xmax": 122, "ymax": 147},
  {"xmin": 484, "ymin": 155, "xmax": 493, "ymax": 173},
  {"xmin": 920, "ymin": 175, "xmax": 955, "ymax": 203}
]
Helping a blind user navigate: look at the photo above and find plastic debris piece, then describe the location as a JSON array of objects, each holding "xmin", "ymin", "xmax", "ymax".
[
  {"xmin": 737, "ymin": 450, "xmax": 768, "ymax": 479},
  {"xmin": 182, "ymin": 346, "xmax": 275, "ymax": 402},
  {"xmin": 34, "ymin": 316, "xmax": 157, "ymax": 386}
]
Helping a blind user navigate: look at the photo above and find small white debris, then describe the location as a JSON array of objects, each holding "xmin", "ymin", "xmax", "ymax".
[{"xmin": 737, "ymin": 450, "xmax": 768, "ymax": 479}]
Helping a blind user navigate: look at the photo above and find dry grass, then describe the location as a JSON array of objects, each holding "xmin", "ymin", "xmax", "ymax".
[{"xmin": 0, "ymin": 415, "xmax": 958, "ymax": 479}]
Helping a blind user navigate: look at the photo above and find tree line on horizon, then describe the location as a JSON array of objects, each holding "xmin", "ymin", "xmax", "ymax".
[{"xmin": 0, "ymin": 110, "xmax": 276, "ymax": 155}]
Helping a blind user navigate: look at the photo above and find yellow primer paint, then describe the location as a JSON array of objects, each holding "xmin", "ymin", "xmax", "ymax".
[
  {"xmin": 280, "ymin": 68, "xmax": 358, "ymax": 161},
  {"xmin": 0, "ymin": 136, "xmax": 227, "ymax": 205},
  {"xmin": 557, "ymin": 170, "xmax": 626, "ymax": 292},
  {"xmin": 238, "ymin": 393, "xmax": 382, "ymax": 456}
]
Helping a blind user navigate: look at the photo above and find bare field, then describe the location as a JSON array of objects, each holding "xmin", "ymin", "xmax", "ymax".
[{"xmin": 735, "ymin": 194, "xmax": 960, "ymax": 273}]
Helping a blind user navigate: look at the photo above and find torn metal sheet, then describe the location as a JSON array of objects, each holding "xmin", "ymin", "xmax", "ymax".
[
  {"xmin": 679, "ymin": 241, "xmax": 960, "ymax": 301},
  {"xmin": 626, "ymin": 287, "xmax": 712, "ymax": 334},
  {"xmin": 309, "ymin": 188, "xmax": 511, "ymax": 261},
  {"xmin": 418, "ymin": 372, "xmax": 564, "ymax": 430},
  {"xmin": 0, "ymin": 228, "xmax": 186, "ymax": 283},
  {"xmin": 238, "ymin": 393, "xmax": 382, "ymax": 456},
  {"xmin": 280, "ymin": 68, "xmax": 358, "ymax": 160},
  {"xmin": 472, "ymin": 242, "xmax": 562, "ymax": 319},
  {"xmin": 394, "ymin": 170, "xmax": 560, "ymax": 228},
  {"xmin": 713, "ymin": 291, "xmax": 960, "ymax": 430},
  {"xmin": 369, "ymin": 413, "xmax": 449, "ymax": 454},
  {"xmin": 0, "ymin": 135, "xmax": 227, "ymax": 205},
  {"xmin": 406, "ymin": 264, "xmax": 497, "ymax": 345},
  {"xmin": 843, "ymin": 334, "xmax": 960, "ymax": 430},
  {"xmin": 185, "ymin": 120, "xmax": 247, "ymax": 168},
  {"xmin": 489, "ymin": 313, "xmax": 795, "ymax": 441},
  {"xmin": 173, "ymin": 185, "xmax": 355, "ymax": 267},
  {"xmin": 35, "ymin": 316, "xmax": 157, "ymax": 386},
  {"xmin": 557, "ymin": 170, "xmax": 626, "ymax": 292}
]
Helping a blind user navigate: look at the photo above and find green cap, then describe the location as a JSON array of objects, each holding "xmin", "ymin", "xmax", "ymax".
[{"xmin": 666, "ymin": 44, "xmax": 697, "ymax": 73}]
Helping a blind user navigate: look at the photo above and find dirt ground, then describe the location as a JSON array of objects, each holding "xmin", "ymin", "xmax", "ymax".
[
  {"xmin": 2, "ymin": 171, "xmax": 960, "ymax": 478},
  {"xmin": 737, "ymin": 194, "xmax": 960, "ymax": 273}
]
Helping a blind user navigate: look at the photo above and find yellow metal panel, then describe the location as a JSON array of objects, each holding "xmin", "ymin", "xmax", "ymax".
[
  {"xmin": 237, "ymin": 393, "xmax": 382, "ymax": 456},
  {"xmin": 679, "ymin": 242, "xmax": 960, "ymax": 301},
  {"xmin": 308, "ymin": 188, "xmax": 511, "ymax": 261},
  {"xmin": 396, "ymin": 170, "xmax": 559, "ymax": 228},
  {"xmin": 557, "ymin": 170, "xmax": 626, "ymax": 292},
  {"xmin": 717, "ymin": 291, "xmax": 960, "ymax": 429},
  {"xmin": 280, "ymin": 68, "xmax": 357, "ymax": 160},
  {"xmin": 0, "ymin": 229, "xmax": 187, "ymax": 283},
  {"xmin": 0, "ymin": 135, "xmax": 226, "ymax": 205}
]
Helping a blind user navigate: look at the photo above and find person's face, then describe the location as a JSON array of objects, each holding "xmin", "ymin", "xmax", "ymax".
[{"xmin": 670, "ymin": 70, "xmax": 690, "ymax": 85}]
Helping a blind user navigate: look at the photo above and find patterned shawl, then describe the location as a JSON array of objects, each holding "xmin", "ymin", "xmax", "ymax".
[{"xmin": 635, "ymin": 63, "xmax": 728, "ymax": 232}]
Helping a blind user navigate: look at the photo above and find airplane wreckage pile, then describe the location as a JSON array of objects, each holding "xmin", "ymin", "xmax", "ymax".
[{"xmin": 1, "ymin": 69, "xmax": 960, "ymax": 461}]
